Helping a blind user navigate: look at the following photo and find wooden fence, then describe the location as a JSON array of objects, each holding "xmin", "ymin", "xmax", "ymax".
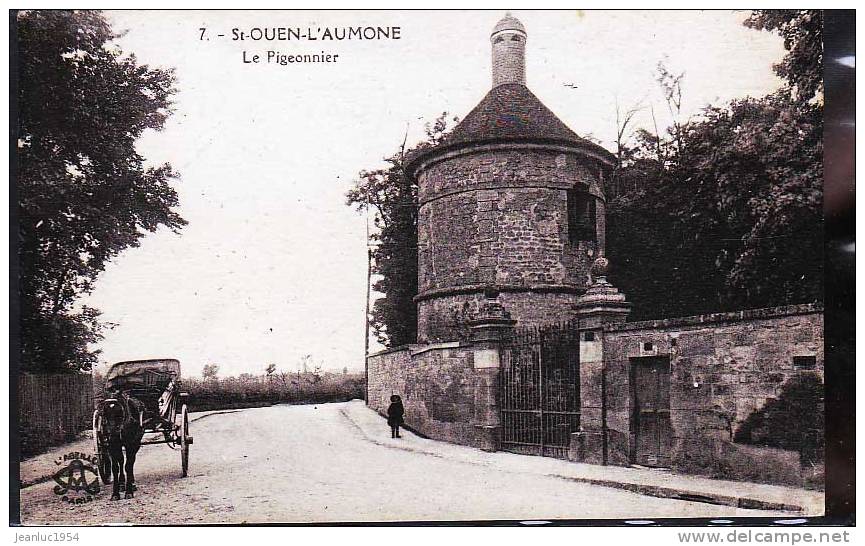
[{"xmin": 18, "ymin": 373, "xmax": 93, "ymax": 457}]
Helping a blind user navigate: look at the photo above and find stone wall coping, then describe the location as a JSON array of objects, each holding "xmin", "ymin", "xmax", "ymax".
[
  {"xmin": 366, "ymin": 344, "xmax": 413, "ymax": 358},
  {"xmin": 409, "ymin": 341, "xmax": 472, "ymax": 356},
  {"xmin": 367, "ymin": 341, "xmax": 475, "ymax": 359},
  {"xmin": 605, "ymin": 302, "xmax": 823, "ymax": 333},
  {"xmin": 415, "ymin": 283, "xmax": 586, "ymax": 302}
]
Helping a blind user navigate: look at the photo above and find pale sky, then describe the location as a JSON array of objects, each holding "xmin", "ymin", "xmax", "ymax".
[{"xmin": 85, "ymin": 10, "xmax": 785, "ymax": 378}]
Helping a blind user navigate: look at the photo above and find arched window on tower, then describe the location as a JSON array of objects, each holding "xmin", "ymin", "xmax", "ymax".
[{"xmin": 567, "ymin": 188, "xmax": 596, "ymax": 244}]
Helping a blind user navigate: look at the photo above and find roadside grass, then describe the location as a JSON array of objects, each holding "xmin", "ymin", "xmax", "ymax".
[{"xmin": 93, "ymin": 370, "xmax": 366, "ymax": 413}]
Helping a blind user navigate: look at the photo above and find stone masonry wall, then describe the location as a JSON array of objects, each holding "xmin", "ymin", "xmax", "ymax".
[
  {"xmin": 594, "ymin": 304, "xmax": 823, "ymax": 485},
  {"xmin": 416, "ymin": 147, "xmax": 604, "ymax": 342},
  {"xmin": 367, "ymin": 343, "xmax": 484, "ymax": 447},
  {"xmin": 371, "ymin": 303, "xmax": 822, "ymax": 486},
  {"xmin": 418, "ymin": 290, "xmax": 583, "ymax": 343}
]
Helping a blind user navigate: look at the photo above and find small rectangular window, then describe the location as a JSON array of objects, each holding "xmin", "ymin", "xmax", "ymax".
[
  {"xmin": 643, "ymin": 342, "xmax": 653, "ymax": 351},
  {"xmin": 584, "ymin": 331, "xmax": 595, "ymax": 341},
  {"xmin": 567, "ymin": 189, "xmax": 596, "ymax": 244},
  {"xmin": 793, "ymin": 356, "xmax": 816, "ymax": 370}
]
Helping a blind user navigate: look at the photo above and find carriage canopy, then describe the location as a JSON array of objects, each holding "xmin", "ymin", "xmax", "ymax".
[{"xmin": 105, "ymin": 359, "xmax": 180, "ymax": 392}]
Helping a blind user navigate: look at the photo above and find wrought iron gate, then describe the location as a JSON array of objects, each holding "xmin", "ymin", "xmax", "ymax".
[{"xmin": 500, "ymin": 322, "xmax": 581, "ymax": 459}]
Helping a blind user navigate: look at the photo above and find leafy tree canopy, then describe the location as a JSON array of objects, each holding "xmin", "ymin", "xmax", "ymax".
[
  {"xmin": 202, "ymin": 363, "xmax": 220, "ymax": 380},
  {"xmin": 606, "ymin": 10, "xmax": 823, "ymax": 320},
  {"xmin": 745, "ymin": 10, "xmax": 823, "ymax": 103},
  {"xmin": 346, "ymin": 114, "xmax": 456, "ymax": 348},
  {"xmin": 17, "ymin": 10, "xmax": 186, "ymax": 372}
]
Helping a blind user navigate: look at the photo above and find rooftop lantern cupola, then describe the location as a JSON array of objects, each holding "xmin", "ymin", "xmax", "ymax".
[{"xmin": 490, "ymin": 13, "xmax": 527, "ymax": 87}]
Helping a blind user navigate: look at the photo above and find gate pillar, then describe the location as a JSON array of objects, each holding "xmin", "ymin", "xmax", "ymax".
[
  {"xmin": 468, "ymin": 292, "xmax": 516, "ymax": 452},
  {"xmin": 573, "ymin": 258, "xmax": 631, "ymax": 465}
]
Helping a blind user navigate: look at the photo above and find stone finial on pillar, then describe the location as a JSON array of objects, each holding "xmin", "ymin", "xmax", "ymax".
[
  {"xmin": 467, "ymin": 289, "xmax": 516, "ymax": 451},
  {"xmin": 571, "ymin": 258, "xmax": 630, "ymax": 466},
  {"xmin": 575, "ymin": 257, "xmax": 631, "ymax": 328}
]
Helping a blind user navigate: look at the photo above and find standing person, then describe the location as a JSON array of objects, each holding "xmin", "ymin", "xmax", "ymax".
[{"xmin": 387, "ymin": 394, "xmax": 404, "ymax": 438}]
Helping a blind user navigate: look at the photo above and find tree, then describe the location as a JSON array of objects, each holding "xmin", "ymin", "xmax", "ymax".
[
  {"xmin": 655, "ymin": 61, "xmax": 688, "ymax": 166},
  {"xmin": 305, "ymin": 364, "xmax": 323, "ymax": 385},
  {"xmin": 202, "ymin": 364, "xmax": 219, "ymax": 381},
  {"xmin": 346, "ymin": 113, "xmax": 456, "ymax": 347},
  {"xmin": 745, "ymin": 10, "xmax": 823, "ymax": 103},
  {"xmin": 265, "ymin": 363, "xmax": 276, "ymax": 376},
  {"xmin": 606, "ymin": 11, "xmax": 823, "ymax": 319},
  {"xmin": 606, "ymin": 97, "xmax": 645, "ymax": 200},
  {"xmin": 299, "ymin": 354, "xmax": 311, "ymax": 374},
  {"xmin": 274, "ymin": 370, "xmax": 292, "ymax": 392},
  {"xmin": 16, "ymin": 10, "xmax": 186, "ymax": 372}
]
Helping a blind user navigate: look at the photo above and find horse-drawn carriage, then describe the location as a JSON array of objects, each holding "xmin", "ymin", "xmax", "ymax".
[{"xmin": 93, "ymin": 359, "xmax": 193, "ymax": 488}]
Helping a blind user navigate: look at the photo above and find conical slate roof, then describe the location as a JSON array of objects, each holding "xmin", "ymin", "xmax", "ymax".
[
  {"xmin": 445, "ymin": 83, "xmax": 588, "ymax": 146},
  {"xmin": 406, "ymin": 84, "xmax": 614, "ymax": 175}
]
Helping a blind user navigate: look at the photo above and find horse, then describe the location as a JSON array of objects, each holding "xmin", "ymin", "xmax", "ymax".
[{"xmin": 96, "ymin": 393, "xmax": 145, "ymax": 500}]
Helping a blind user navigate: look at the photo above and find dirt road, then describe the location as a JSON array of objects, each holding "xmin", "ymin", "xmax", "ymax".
[{"xmin": 20, "ymin": 402, "xmax": 795, "ymax": 524}]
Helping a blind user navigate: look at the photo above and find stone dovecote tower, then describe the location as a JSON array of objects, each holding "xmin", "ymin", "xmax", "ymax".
[{"xmin": 407, "ymin": 13, "xmax": 616, "ymax": 343}]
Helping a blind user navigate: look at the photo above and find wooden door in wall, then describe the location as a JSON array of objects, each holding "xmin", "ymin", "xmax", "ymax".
[{"xmin": 631, "ymin": 357, "xmax": 672, "ymax": 467}]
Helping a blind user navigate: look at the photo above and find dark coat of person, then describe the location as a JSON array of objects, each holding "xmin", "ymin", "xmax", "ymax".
[{"xmin": 387, "ymin": 397, "xmax": 404, "ymax": 427}]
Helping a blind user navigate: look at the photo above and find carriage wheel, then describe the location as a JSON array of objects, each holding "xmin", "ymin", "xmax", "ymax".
[
  {"xmin": 92, "ymin": 411, "xmax": 111, "ymax": 485},
  {"xmin": 180, "ymin": 404, "xmax": 190, "ymax": 477}
]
